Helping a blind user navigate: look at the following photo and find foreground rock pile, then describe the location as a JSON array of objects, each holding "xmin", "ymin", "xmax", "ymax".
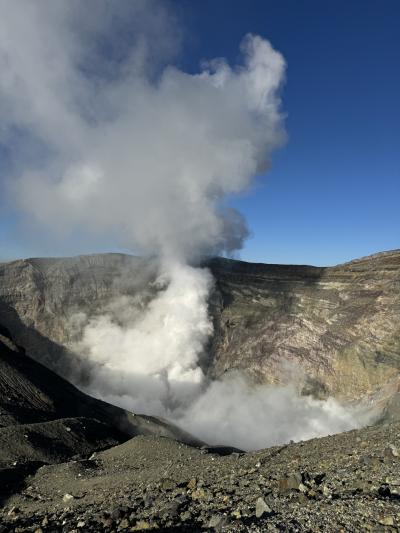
[{"xmin": 2, "ymin": 422, "xmax": 400, "ymax": 531}]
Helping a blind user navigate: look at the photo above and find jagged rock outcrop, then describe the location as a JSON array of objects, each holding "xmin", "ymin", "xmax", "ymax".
[{"xmin": 0, "ymin": 250, "xmax": 400, "ymax": 405}]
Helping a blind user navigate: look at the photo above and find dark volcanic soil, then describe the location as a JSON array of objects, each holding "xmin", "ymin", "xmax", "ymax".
[
  {"xmin": 2, "ymin": 423, "xmax": 400, "ymax": 532},
  {"xmin": 0, "ymin": 325, "xmax": 203, "ymax": 451},
  {"xmin": 0, "ymin": 324, "xmax": 207, "ymax": 527}
]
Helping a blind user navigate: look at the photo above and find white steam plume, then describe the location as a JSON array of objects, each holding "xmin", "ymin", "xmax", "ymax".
[
  {"xmin": 0, "ymin": 1, "xmax": 367, "ymax": 449},
  {"xmin": 176, "ymin": 376, "xmax": 366, "ymax": 451},
  {"xmin": 1, "ymin": 1, "xmax": 285, "ymax": 261},
  {"xmin": 76, "ymin": 263, "xmax": 213, "ymax": 415}
]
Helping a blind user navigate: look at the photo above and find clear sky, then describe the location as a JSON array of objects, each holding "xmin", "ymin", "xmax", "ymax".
[{"xmin": 0, "ymin": 0, "xmax": 399, "ymax": 266}]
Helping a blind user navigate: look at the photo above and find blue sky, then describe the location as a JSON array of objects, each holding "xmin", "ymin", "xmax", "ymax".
[
  {"xmin": 173, "ymin": 0, "xmax": 400, "ymax": 265},
  {"xmin": 1, "ymin": 0, "xmax": 399, "ymax": 266}
]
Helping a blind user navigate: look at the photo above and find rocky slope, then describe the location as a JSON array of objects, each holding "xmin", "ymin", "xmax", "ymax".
[
  {"xmin": 0, "ymin": 325, "xmax": 203, "ymax": 492},
  {"xmin": 1, "ymin": 250, "xmax": 400, "ymax": 405},
  {"xmin": 2, "ymin": 421, "xmax": 400, "ymax": 531}
]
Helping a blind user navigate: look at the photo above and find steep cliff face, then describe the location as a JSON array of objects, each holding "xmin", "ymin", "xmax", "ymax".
[
  {"xmin": 208, "ymin": 251, "xmax": 400, "ymax": 401},
  {"xmin": 0, "ymin": 250, "xmax": 399, "ymax": 404},
  {"xmin": 0, "ymin": 254, "xmax": 157, "ymax": 380}
]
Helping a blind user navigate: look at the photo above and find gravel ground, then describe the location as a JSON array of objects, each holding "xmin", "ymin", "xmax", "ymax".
[{"xmin": 2, "ymin": 422, "xmax": 400, "ymax": 531}]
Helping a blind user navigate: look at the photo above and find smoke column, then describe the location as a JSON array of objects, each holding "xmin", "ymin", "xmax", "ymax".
[{"xmin": 0, "ymin": 0, "xmax": 366, "ymax": 449}]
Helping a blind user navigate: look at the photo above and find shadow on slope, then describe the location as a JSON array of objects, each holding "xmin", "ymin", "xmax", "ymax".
[{"xmin": 0, "ymin": 325, "xmax": 206, "ymax": 502}]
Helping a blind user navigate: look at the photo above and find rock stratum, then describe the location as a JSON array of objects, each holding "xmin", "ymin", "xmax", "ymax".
[
  {"xmin": 0, "ymin": 249, "xmax": 400, "ymax": 408},
  {"xmin": 208, "ymin": 250, "xmax": 400, "ymax": 405}
]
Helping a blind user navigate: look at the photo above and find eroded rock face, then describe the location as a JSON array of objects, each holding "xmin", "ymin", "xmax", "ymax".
[
  {"xmin": 208, "ymin": 250, "xmax": 400, "ymax": 402},
  {"xmin": 0, "ymin": 254, "xmax": 157, "ymax": 380},
  {"xmin": 0, "ymin": 250, "xmax": 399, "ymax": 404}
]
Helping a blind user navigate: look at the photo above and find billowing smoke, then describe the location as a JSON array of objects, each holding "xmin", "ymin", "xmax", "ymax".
[{"xmin": 0, "ymin": 0, "xmax": 367, "ymax": 449}]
